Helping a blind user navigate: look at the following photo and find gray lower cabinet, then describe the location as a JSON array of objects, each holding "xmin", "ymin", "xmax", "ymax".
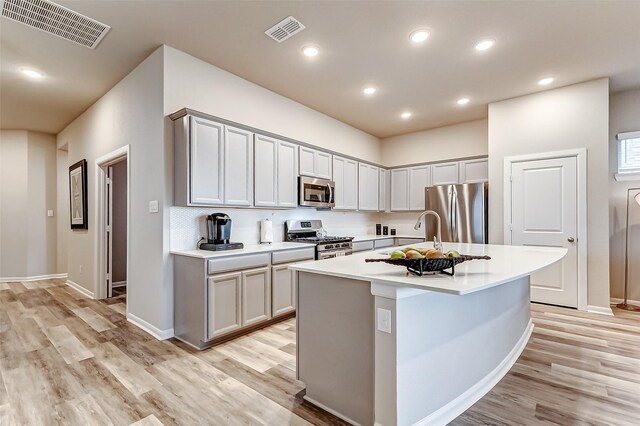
[
  {"xmin": 241, "ymin": 267, "xmax": 271, "ymax": 326},
  {"xmin": 272, "ymin": 263, "xmax": 296, "ymax": 316},
  {"xmin": 206, "ymin": 271, "xmax": 242, "ymax": 340}
]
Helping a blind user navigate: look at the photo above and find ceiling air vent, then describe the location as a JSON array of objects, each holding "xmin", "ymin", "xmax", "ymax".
[
  {"xmin": 265, "ymin": 16, "xmax": 305, "ymax": 43},
  {"xmin": 1, "ymin": 0, "xmax": 111, "ymax": 49}
]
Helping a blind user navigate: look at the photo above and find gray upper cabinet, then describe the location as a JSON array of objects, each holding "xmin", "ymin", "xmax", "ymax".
[
  {"xmin": 391, "ymin": 168, "xmax": 410, "ymax": 211},
  {"xmin": 409, "ymin": 165, "xmax": 431, "ymax": 211},
  {"xmin": 299, "ymin": 146, "xmax": 332, "ymax": 179},
  {"xmin": 182, "ymin": 116, "xmax": 225, "ymax": 206},
  {"xmin": 459, "ymin": 158, "xmax": 489, "ymax": 183},
  {"xmin": 431, "ymin": 161, "xmax": 460, "ymax": 185},
  {"xmin": 333, "ymin": 156, "xmax": 358, "ymax": 210},
  {"xmin": 379, "ymin": 168, "xmax": 390, "ymax": 212},
  {"xmin": 254, "ymin": 135, "xmax": 298, "ymax": 208},
  {"xmin": 358, "ymin": 163, "xmax": 379, "ymax": 211},
  {"xmin": 224, "ymin": 126, "xmax": 253, "ymax": 206},
  {"xmin": 254, "ymin": 135, "xmax": 278, "ymax": 207},
  {"xmin": 276, "ymin": 141, "xmax": 298, "ymax": 208}
]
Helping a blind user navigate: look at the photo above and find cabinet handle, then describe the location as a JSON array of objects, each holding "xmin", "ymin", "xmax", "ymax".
[{"xmin": 567, "ymin": 237, "xmax": 575, "ymax": 243}]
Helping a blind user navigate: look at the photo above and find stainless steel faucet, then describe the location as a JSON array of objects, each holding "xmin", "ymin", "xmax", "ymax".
[{"xmin": 414, "ymin": 210, "xmax": 443, "ymax": 252}]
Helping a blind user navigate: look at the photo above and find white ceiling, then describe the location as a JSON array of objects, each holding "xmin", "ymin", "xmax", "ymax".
[{"xmin": 2, "ymin": 1, "xmax": 640, "ymax": 138}]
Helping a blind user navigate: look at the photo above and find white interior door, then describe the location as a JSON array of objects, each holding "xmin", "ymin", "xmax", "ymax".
[
  {"xmin": 510, "ymin": 156, "xmax": 578, "ymax": 308},
  {"xmin": 106, "ymin": 165, "xmax": 114, "ymax": 298}
]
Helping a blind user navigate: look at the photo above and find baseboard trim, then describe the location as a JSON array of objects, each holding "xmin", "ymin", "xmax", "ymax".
[
  {"xmin": 65, "ymin": 279, "xmax": 95, "ymax": 299},
  {"xmin": 127, "ymin": 312, "xmax": 174, "ymax": 340},
  {"xmin": 304, "ymin": 395, "xmax": 363, "ymax": 426},
  {"xmin": 414, "ymin": 320, "xmax": 534, "ymax": 426},
  {"xmin": 587, "ymin": 305, "xmax": 614, "ymax": 316},
  {"xmin": 610, "ymin": 298, "xmax": 640, "ymax": 307},
  {"xmin": 0, "ymin": 273, "xmax": 68, "ymax": 283},
  {"xmin": 112, "ymin": 281, "xmax": 127, "ymax": 288}
]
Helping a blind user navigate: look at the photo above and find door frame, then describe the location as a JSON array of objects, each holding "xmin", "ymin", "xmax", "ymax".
[
  {"xmin": 95, "ymin": 145, "xmax": 130, "ymax": 302},
  {"xmin": 503, "ymin": 148, "xmax": 588, "ymax": 311}
]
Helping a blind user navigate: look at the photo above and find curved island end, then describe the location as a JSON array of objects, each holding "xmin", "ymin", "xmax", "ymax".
[{"xmin": 290, "ymin": 243, "xmax": 566, "ymax": 426}]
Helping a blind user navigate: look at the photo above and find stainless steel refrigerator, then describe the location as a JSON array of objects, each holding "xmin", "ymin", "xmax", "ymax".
[{"xmin": 425, "ymin": 183, "xmax": 488, "ymax": 244}]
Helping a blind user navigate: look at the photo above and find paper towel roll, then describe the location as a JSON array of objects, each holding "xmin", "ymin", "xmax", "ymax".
[{"xmin": 260, "ymin": 219, "xmax": 273, "ymax": 244}]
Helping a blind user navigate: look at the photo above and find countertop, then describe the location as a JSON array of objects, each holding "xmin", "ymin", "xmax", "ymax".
[
  {"xmin": 351, "ymin": 235, "xmax": 425, "ymax": 242},
  {"xmin": 171, "ymin": 242, "xmax": 314, "ymax": 259},
  {"xmin": 290, "ymin": 242, "xmax": 567, "ymax": 295}
]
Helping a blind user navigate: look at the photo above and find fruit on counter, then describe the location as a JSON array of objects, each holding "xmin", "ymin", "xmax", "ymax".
[
  {"xmin": 390, "ymin": 250, "xmax": 406, "ymax": 260},
  {"xmin": 445, "ymin": 249, "xmax": 461, "ymax": 258},
  {"xmin": 425, "ymin": 250, "xmax": 443, "ymax": 259},
  {"xmin": 402, "ymin": 247, "xmax": 417, "ymax": 254},
  {"xmin": 405, "ymin": 250, "xmax": 424, "ymax": 259}
]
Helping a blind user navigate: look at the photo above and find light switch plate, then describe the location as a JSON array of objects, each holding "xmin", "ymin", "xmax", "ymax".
[
  {"xmin": 149, "ymin": 200, "xmax": 159, "ymax": 213},
  {"xmin": 377, "ymin": 308, "xmax": 392, "ymax": 334},
  {"xmin": 47, "ymin": 210, "xmax": 54, "ymax": 217}
]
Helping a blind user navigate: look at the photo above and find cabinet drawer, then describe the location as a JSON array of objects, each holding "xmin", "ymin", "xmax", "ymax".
[
  {"xmin": 271, "ymin": 248, "xmax": 315, "ymax": 265},
  {"xmin": 374, "ymin": 238, "xmax": 394, "ymax": 249},
  {"xmin": 352, "ymin": 240, "xmax": 374, "ymax": 252},
  {"xmin": 396, "ymin": 238, "xmax": 425, "ymax": 246},
  {"xmin": 207, "ymin": 253, "xmax": 270, "ymax": 275}
]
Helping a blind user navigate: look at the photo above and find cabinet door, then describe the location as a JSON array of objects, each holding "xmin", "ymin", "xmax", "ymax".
[
  {"xmin": 431, "ymin": 162, "xmax": 460, "ymax": 185},
  {"xmin": 344, "ymin": 159, "xmax": 358, "ymax": 210},
  {"xmin": 207, "ymin": 272, "xmax": 242, "ymax": 340},
  {"xmin": 390, "ymin": 168, "xmax": 410, "ymax": 211},
  {"xmin": 368, "ymin": 165, "xmax": 379, "ymax": 211},
  {"xmin": 315, "ymin": 151, "xmax": 333, "ymax": 179},
  {"xmin": 224, "ymin": 126, "xmax": 253, "ymax": 206},
  {"xmin": 190, "ymin": 117, "xmax": 224, "ymax": 205},
  {"xmin": 277, "ymin": 141, "xmax": 298, "ymax": 208},
  {"xmin": 358, "ymin": 163, "xmax": 369, "ymax": 210},
  {"xmin": 332, "ymin": 156, "xmax": 346, "ymax": 209},
  {"xmin": 409, "ymin": 165, "xmax": 431, "ymax": 211},
  {"xmin": 272, "ymin": 264, "xmax": 296, "ymax": 316},
  {"xmin": 459, "ymin": 158, "xmax": 488, "ymax": 183},
  {"xmin": 254, "ymin": 135, "xmax": 277, "ymax": 207},
  {"xmin": 379, "ymin": 169, "xmax": 389, "ymax": 212},
  {"xmin": 241, "ymin": 267, "xmax": 271, "ymax": 326},
  {"xmin": 299, "ymin": 147, "xmax": 316, "ymax": 176}
]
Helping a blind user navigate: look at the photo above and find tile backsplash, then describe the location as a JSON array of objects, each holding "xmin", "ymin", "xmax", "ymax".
[{"xmin": 170, "ymin": 207, "xmax": 385, "ymax": 250}]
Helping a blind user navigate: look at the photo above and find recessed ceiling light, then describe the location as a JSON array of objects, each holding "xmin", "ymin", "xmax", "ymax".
[
  {"xmin": 401, "ymin": 112, "xmax": 412, "ymax": 119},
  {"xmin": 21, "ymin": 68, "xmax": 44, "ymax": 79},
  {"xmin": 410, "ymin": 29, "xmax": 430, "ymax": 43},
  {"xmin": 538, "ymin": 77, "xmax": 554, "ymax": 86},
  {"xmin": 302, "ymin": 46, "xmax": 319, "ymax": 57},
  {"xmin": 457, "ymin": 98, "xmax": 470, "ymax": 105},
  {"xmin": 363, "ymin": 87, "xmax": 377, "ymax": 95},
  {"xmin": 474, "ymin": 39, "xmax": 495, "ymax": 51}
]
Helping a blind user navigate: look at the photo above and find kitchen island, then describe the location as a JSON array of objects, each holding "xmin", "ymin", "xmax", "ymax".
[{"xmin": 290, "ymin": 243, "xmax": 566, "ymax": 426}]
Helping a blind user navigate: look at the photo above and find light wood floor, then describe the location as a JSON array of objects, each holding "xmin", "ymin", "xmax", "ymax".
[{"xmin": 1, "ymin": 280, "xmax": 639, "ymax": 425}]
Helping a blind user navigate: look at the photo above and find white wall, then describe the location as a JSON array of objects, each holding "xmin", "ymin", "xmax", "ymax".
[
  {"xmin": 608, "ymin": 88, "xmax": 640, "ymax": 301},
  {"xmin": 57, "ymin": 47, "xmax": 169, "ymax": 332},
  {"xmin": 488, "ymin": 79, "xmax": 610, "ymax": 309},
  {"xmin": 380, "ymin": 119, "xmax": 488, "ymax": 167},
  {"xmin": 0, "ymin": 130, "xmax": 57, "ymax": 279},
  {"xmin": 56, "ymin": 147, "xmax": 68, "ymax": 274},
  {"xmin": 163, "ymin": 46, "xmax": 381, "ymax": 164}
]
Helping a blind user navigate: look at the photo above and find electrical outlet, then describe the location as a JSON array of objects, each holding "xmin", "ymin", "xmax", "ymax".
[
  {"xmin": 47, "ymin": 210, "xmax": 54, "ymax": 217},
  {"xmin": 149, "ymin": 200, "xmax": 159, "ymax": 213},
  {"xmin": 377, "ymin": 308, "xmax": 392, "ymax": 333}
]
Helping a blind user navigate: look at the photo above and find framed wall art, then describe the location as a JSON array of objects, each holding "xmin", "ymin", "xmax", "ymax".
[{"xmin": 69, "ymin": 159, "xmax": 88, "ymax": 229}]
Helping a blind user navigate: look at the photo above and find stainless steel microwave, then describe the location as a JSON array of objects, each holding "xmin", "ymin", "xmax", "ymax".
[{"xmin": 299, "ymin": 176, "xmax": 335, "ymax": 208}]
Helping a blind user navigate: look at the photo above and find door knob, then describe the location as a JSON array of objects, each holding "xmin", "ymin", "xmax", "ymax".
[{"xmin": 567, "ymin": 237, "xmax": 575, "ymax": 243}]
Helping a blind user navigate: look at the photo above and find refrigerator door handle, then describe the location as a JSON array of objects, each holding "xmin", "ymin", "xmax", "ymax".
[{"xmin": 450, "ymin": 188, "xmax": 456, "ymax": 242}]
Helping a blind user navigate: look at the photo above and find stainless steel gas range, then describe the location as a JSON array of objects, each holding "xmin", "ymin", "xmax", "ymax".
[{"xmin": 284, "ymin": 220, "xmax": 353, "ymax": 260}]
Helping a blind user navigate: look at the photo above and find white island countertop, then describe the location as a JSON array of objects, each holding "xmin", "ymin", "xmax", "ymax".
[
  {"xmin": 290, "ymin": 242, "xmax": 566, "ymax": 295},
  {"xmin": 171, "ymin": 242, "xmax": 313, "ymax": 259}
]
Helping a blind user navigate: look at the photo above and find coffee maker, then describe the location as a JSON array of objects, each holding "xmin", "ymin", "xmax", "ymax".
[{"xmin": 199, "ymin": 213, "xmax": 244, "ymax": 251}]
